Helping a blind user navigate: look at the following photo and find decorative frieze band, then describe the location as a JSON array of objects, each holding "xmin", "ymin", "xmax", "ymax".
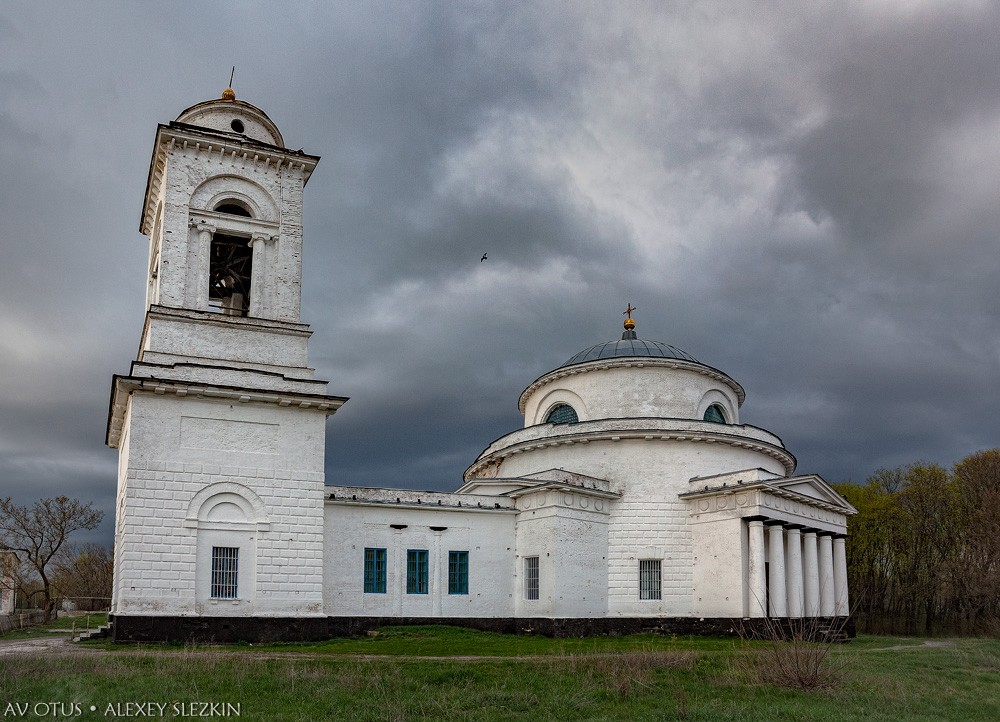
[{"xmin": 469, "ymin": 426, "xmax": 795, "ymax": 477}]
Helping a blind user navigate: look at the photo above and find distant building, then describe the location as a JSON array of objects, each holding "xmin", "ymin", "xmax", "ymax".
[{"xmin": 106, "ymin": 91, "xmax": 856, "ymax": 642}]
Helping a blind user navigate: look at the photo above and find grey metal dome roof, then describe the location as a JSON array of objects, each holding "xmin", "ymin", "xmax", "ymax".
[{"xmin": 559, "ymin": 338, "xmax": 699, "ymax": 368}]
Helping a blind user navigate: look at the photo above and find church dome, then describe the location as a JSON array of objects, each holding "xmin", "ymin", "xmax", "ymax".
[
  {"xmin": 559, "ymin": 338, "xmax": 699, "ymax": 368},
  {"xmin": 516, "ymin": 311, "xmax": 746, "ymax": 423},
  {"xmin": 174, "ymin": 88, "xmax": 285, "ymax": 148}
]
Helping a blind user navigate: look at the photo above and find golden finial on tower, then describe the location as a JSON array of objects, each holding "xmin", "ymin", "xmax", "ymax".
[{"xmin": 221, "ymin": 66, "xmax": 236, "ymax": 100}]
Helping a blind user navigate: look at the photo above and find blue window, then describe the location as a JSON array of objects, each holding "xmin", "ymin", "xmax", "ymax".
[
  {"xmin": 406, "ymin": 549, "xmax": 429, "ymax": 594},
  {"xmin": 544, "ymin": 404, "xmax": 578, "ymax": 424},
  {"xmin": 448, "ymin": 551, "xmax": 469, "ymax": 595},
  {"xmin": 364, "ymin": 548, "xmax": 387, "ymax": 593},
  {"xmin": 703, "ymin": 404, "xmax": 726, "ymax": 424}
]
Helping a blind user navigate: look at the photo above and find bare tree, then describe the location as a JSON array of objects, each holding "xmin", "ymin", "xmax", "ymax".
[
  {"xmin": 51, "ymin": 543, "xmax": 113, "ymax": 610},
  {"xmin": 0, "ymin": 496, "xmax": 104, "ymax": 620}
]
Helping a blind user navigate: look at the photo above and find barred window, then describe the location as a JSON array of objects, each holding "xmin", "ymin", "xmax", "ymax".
[
  {"xmin": 524, "ymin": 556, "xmax": 539, "ymax": 600},
  {"xmin": 211, "ymin": 546, "xmax": 239, "ymax": 599},
  {"xmin": 448, "ymin": 551, "xmax": 469, "ymax": 595},
  {"xmin": 406, "ymin": 549, "xmax": 429, "ymax": 594},
  {"xmin": 364, "ymin": 548, "xmax": 387, "ymax": 594},
  {"xmin": 639, "ymin": 559, "xmax": 661, "ymax": 600}
]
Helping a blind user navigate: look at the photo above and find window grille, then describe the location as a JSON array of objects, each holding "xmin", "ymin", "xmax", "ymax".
[
  {"xmin": 524, "ymin": 556, "xmax": 539, "ymax": 600},
  {"xmin": 211, "ymin": 546, "xmax": 239, "ymax": 599},
  {"xmin": 406, "ymin": 550, "xmax": 429, "ymax": 594},
  {"xmin": 364, "ymin": 548, "xmax": 387, "ymax": 593},
  {"xmin": 448, "ymin": 551, "xmax": 469, "ymax": 595},
  {"xmin": 544, "ymin": 404, "xmax": 578, "ymax": 424},
  {"xmin": 639, "ymin": 559, "xmax": 662, "ymax": 600}
]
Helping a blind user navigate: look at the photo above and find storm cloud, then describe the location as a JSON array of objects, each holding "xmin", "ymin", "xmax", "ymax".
[{"xmin": 2, "ymin": 2, "xmax": 998, "ymax": 547}]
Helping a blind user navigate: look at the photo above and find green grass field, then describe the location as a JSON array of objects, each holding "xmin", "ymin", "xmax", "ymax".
[{"xmin": 1, "ymin": 624, "xmax": 998, "ymax": 720}]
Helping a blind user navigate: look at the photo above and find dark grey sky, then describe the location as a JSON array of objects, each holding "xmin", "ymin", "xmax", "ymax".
[{"xmin": 2, "ymin": 2, "xmax": 998, "ymax": 548}]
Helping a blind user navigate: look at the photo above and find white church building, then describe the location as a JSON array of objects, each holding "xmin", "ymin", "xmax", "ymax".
[{"xmin": 106, "ymin": 90, "xmax": 856, "ymax": 642}]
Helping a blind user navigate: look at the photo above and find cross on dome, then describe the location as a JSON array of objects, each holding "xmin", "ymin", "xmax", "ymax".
[{"xmin": 623, "ymin": 304, "xmax": 637, "ymax": 338}]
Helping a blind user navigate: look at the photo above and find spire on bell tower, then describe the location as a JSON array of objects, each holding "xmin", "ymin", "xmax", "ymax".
[{"xmin": 221, "ymin": 66, "xmax": 236, "ymax": 100}]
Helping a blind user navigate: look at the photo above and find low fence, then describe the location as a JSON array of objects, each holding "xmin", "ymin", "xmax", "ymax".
[{"xmin": 0, "ymin": 611, "xmax": 48, "ymax": 634}]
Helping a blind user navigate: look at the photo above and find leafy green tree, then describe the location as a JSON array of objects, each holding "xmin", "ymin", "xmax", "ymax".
[
  {"xmin": 839, "ymin": 450, "xmax": 1000, "ymax": 635},
  {"xmin": 895, "ymin": 464, "xmax": 955, "ymax": 634},
  {"xmin": 951, "ymin": 449, "xmax": 1000, "ymax": 630}
]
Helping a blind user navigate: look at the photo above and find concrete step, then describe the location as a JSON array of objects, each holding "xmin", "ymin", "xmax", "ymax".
[{"xmin": 75, "ymin": 624, "xmax": 112, "ymax": 642}]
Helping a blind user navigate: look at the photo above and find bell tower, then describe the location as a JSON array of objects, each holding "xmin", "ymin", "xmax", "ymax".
[{"xmin": 107, "ymin": 88, "xmax": 346, "ymax": 630}]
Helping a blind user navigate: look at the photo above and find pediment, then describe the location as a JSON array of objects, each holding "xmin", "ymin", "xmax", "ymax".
[
  {"xmin": 769, "ymin": 475, "xmax": 857, "ymax": 514},
  {"xmin": 501, "ymin": 481, "xmax": 620, "ymax": 501},
  {"xmin": 518, "ymin": 468, "xmax": 612, "ymax": 491}
]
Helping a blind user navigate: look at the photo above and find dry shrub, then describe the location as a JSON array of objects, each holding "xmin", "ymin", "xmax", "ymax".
[
  {"xmin": 280, "ymin": 661, "xmax": 331, "ymax": 687},
  {"xmin": 555, "ymin": 649, "xmax": 698, "ymax": 700},
  {"xmin": 334, "ymin": 660, "xmax": 404, "ymax": 695},
  {"xmin": 732, "ymin": 618, "xmax": 845, "ymax": 691}
]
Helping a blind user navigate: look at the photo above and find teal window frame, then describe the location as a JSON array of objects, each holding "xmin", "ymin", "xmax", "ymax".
[
  {"xmin": 544, "ymin": 404, "xmax": 578, "ymax": 424},
  {"xmin": 406, "ymin": 549, "xmax": 429, "ymax": 594},
  {"xmin": 448, "ymin": 551, "xmax": 469, "ymax": 595},
  {"xmin": 363, "ymin": 547, "xmax": 387, "ymax": 594},
  {"xmin": 703, "ymin": 404, "xmax": 726, "ymax": 424}
]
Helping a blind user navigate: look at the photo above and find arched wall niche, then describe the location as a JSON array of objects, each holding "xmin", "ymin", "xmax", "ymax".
[
  {"xmin": 529, "ymin": 388, "xmax": 588, "ymax": 427},
  {"xmin": 185, "ymin": 482, "xmax": 270, "ymax": 530},
  {"xmin": 697, "ymin": 389, "xmax": 738, "ymax": 425},
  {"xmin": 189, "ymin": 176, "xmax": 279, "ymax": 223},
  {"xmin": 186, "ymin": 482, "xmax": 267, "ymax": 615}
]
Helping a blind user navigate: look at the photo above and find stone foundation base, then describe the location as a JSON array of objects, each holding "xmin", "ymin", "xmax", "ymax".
[{"xmin": 109, "ymin": 614, "xmax": 854, "ymax": 644}]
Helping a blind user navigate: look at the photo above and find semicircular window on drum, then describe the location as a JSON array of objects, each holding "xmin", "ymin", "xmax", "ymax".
[
  {"xmin": 544, "ymin": 403, "xmax": 578, "ymax": 425},
  {"xmin": 703, "ymin": 403, "xmax": 727, "ymax": 424}
]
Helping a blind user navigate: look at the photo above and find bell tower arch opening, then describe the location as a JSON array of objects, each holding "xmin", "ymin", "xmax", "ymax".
[{"xmin": 208, "ymin": 232, "xmax": 253, "ymax": 316}]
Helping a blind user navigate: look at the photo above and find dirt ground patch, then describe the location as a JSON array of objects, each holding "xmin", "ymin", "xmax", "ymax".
[{"xmin": 0, "ymin": 635, "xmax": 83, "ymax": 656}]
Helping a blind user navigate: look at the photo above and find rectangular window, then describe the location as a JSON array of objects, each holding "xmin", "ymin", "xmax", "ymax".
[
  {"xmin": 639, "ymin": 559, "xmax": 662, "ymax": 600},
  {"xmin": 363, "ymin": 548, "xmax": 387, "ymax": 593},
  {"xmin": 448, "ymin": 551, "xmax": 469, "ymax": 595},
  {"xmin": 524, "ymin": 556, "xmax": 539, "ymax": 600},
  {"xmin": 406, "ymin": 549, "xmax": 429, "ymax": 594},
  {"xmin": 211, "ymin": 546, "xmax": 239, "ymax": 599}
]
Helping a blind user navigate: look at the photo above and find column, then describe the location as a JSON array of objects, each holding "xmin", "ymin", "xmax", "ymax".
[
  {"xmin": 833, "ymin": 535, "xmax": 849, "ymax": 616},
  {"xmin": 432, "ymin": 530, "xmax": 443, "ymax": 617},
  {"xmin": 190, "ymin": 220, "xmax": 216, "ymax": 310},
  {"xmin": 785, "ymin": 526, "xmax": 804, "ymax": 618},
  {"xmin": 802, "ymin": 530, "xmax": 820, "ymax": 617},
  {"xmin": 767, "ymin": 523, "xmax": 787, "ymax": 617},
  {"xmin": 265, "ymin": 235, "xmax": 278, "ymax": 318},
  {"xmin": 248, "ymin": 233, "xmax": 269, "ymax": 318},
  {"xmin": 747, "ymin": 520, "xmax": 766, "ymax": 618},
  {"xmin": 818, "ymin": 533, "xmax": 835, "ymax": 616}
]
